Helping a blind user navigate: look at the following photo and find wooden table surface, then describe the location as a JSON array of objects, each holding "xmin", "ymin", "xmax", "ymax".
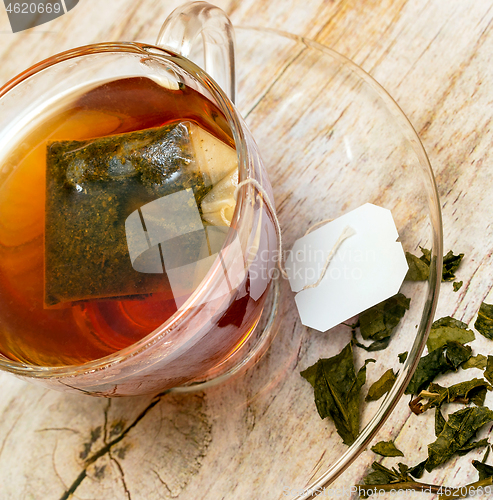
[{"xmin": 1, "ymin": 1, "xmax": 493, "ymax": 499}]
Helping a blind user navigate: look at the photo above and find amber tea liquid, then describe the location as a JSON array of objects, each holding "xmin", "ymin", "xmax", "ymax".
[{"xmin": 0, "ymin": 77, "xmax": 252, "ymax": 367}]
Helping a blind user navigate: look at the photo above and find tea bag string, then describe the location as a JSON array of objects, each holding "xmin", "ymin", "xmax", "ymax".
[{"xmin": 234, "ymin": 179, "xmax": 355, "ymax": 289}]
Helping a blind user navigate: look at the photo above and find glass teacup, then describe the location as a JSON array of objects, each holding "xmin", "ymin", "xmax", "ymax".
[{"xmin": 0, "ymin": 2, "xmax": 279, "ymax": 396}]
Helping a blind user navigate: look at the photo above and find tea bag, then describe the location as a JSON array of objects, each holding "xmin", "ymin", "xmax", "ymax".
[{"xmin": 45, "ymin": 121, "xmax": 237, "ymax": 306}]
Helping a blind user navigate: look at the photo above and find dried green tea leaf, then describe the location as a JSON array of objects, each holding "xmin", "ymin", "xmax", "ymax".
[
  {"xmin": 366, "ymin": 369, "xmax": 397, "ymax": 402},
  {"xmin": 363, "ymin": 462, "xmax": 411, "ymax": 486},
  {"xmin": 406, "ymin": 348, "xmax": 446, "ymax": 396},
  {"xmin": 473, "ymin": 459, "xmax": 493, "ymax": 481},
  {"xmin": 484, "ymin": 356, "xmax": 493, "ymax": 385},
  {"xmin": 299, "ymin": 362, "xmax": 318, "ymax": 387},
  {"xmin": 471, "ymin": 386, "xmax": 489, "ymax": 407},
  {"xmin": 449, "ymin": 379, "xmax": 491, "ymax": 407},
  {"xmin": 361, "ymin": 462, "xmax": 439, "ymax": 498},
  {"xmin": 420, "ymin": 247, "xmax": 432, "ymax": 266},
  {"xmin": 456, "ymin": 438, "xmax": 489, "ymax": 456},
  {"xmin": 44, "ymin": 122, "xmax": 219, "ymax": 306},
  {"xmin": 343, "ymin": 320, "xmax": 360, "ymax": 329},
  {"xmin": 366, "ymin": 338, "xmax": 392, "ymax": 351},
  {"xmin": 405, "ymin": 252, "xmax": 430, "ymax": 281},
  {"xmin": 428, "ymin": 379, "xmax": 491, "ymax": 408},
  {"xmin": 404, "ymin": 247, "xmax": 430, "ymax": 282},
  {"xmin": 442, "ymin": 250, "xmax": 464, "ymax": 282},
  {"xmin": 446, "ymin": 341, "xmax": 473, "ymax": 369},
  {"xmin": 482, "ymin": 444, "xmax": 490, "ymax": 463},
  {"xmin": 359, "ymin": 462, "xmax": 426, "ymax": 498},
  {"xmin": 411, "ymin": 378, "xmax": 490, "ymax": 414},
  {"xmin": 475, "ymin": 302, "xmax": 493, "ymax": 340},
  {"xmin": 453, "ymin": 281, "xmax": 463, "ymax": 292},
  {"xmin": 404, "ymin": 248, "xmax": 464, "ymax": 282},
  {"xmin": 352, "ymin": 335, "xmax": 391, "ymax": 352},
  {"xmin": 405, "ymin": 341, "xmax": 472, "ymax": 395},
  {"xmin": 371, "ymin": 440, "xmax": 404, "ymax": 457},
  {"xmin": 397, "ymin": 463, "xmax": 411, "ymax": 477},
  {"xmin": 358, "ymin": 463, "xmax": 431, "ymax": 498},
  {"xmin": 300, "ymin": 343, "xmax": 374, "ymax": 446},
  {"xmin": 408, "ymin": 459, "xmax": 427, "ymax": 479},
  {"xmin": 363, "ymin": 463, "xmax": 395, "ymax": 486},
  {"xmin": 462, "ymin": 354, "xmax": 488, "ymax": 370},
  {"xmin": 359, "ymin": 293, "xmax": 410, "ymax": 341},
  {"xmin": 426, "ymin": 406, "xmax": 493, "ymax": 472},
  {"xmin": 435, "ymin": 407, "xmax": 446, "ymax": 436},
  {"xmin": 426, "ymin": 316, "xmax": 475, "ymax": 352},
  {"xmin": 398, "ymin": 351, "xmax": 408, "ymax": 363}
]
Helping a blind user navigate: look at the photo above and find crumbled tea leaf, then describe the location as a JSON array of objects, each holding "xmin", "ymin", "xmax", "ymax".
[
  {"xmin": 300, "ymin": 343, "xmax": 374, "ymax": 445},
  {"xmin": 426, "ymin": 316, "xmax": 475, "ymax": 352},
  {"xmin": 406, "ymin": 341, "xmax": 472, "ymax": 395},
  {"xmin": 475, "ymin": 302, "xmax": 493, "ymax": 340},
  {"xmin": 462, "ymin": 354, "xmax": 488, "ymax": 370},
  {"xmin": 453, "ymin": 281, "xmax": 463, "ymax": 292},
  {"xmin": 359, "ymin": 293, "xmax": 410, "ymax": 342},
  {"xmin": 426, "ymin": 406, "xmax": 493, "ymax": 472},
  {"xmin": 473, "ymin": 459, "xmax": 493, "ymax": 481},
  {"xmin": 44, "ymin": 122, "xmax": 216, "ymax": 306},
  {"xmin": 398, "ymin": 351, "xmax": 408, "ymax": 364},
  {"xmin": 405, "ymin": 252, "xmax": 430, "ymax": 281},
  {"xmin": 366, "ymin": 369, "xmax": 397, "ymax": 402},
  {"xmin": 442, "ymin": 250, "xmax": 464, "ymax": 282},
  {"xmin": 484, "ymin": 355, "xmax": 493, "ymax": 385},
  {"xmin": 371, "ymin": 440, "xmax": 404, "ymax": 457}
]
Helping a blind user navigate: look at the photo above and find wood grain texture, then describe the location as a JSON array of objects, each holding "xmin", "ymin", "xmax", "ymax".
[{"xmin": 1, "ymin": 1, "xmax": 493, "ymax": 499}]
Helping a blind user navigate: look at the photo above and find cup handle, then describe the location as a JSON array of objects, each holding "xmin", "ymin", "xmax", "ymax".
[{"xmin": 156, "ymin": 1, "xmax": 236, "ymax": 104}]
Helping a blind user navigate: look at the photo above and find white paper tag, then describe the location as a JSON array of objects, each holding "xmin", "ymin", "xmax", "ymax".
[{"xmin": 285, "ymin": 203, "xmax": 409, "ymax": 332}]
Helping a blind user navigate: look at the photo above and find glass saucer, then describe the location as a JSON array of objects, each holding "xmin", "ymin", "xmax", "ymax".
[
  {"xmin": 0, "ymin": 26, "xmax": 442, "ymax": 500},
  {"xmin": 170, "ymin": 26, "xmax": 441, "ymax": 499}
]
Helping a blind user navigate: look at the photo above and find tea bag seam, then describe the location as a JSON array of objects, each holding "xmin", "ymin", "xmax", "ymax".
[
  {"xmin": 220, "ymin": 205, "xmax": 232, "ymax": 226},
  {"xmin": 234, "ymin": 179, "xmax": 355, "ymax": 289}
]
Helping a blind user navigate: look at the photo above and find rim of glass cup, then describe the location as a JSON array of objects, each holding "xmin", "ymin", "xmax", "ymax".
[
  {"xmin": 233, "ymin": 26, "xmax": 442, "ymax": 497},
  {"xmin": 0, "ymin": 41, "xmax": 258, "ymax": 377}
]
